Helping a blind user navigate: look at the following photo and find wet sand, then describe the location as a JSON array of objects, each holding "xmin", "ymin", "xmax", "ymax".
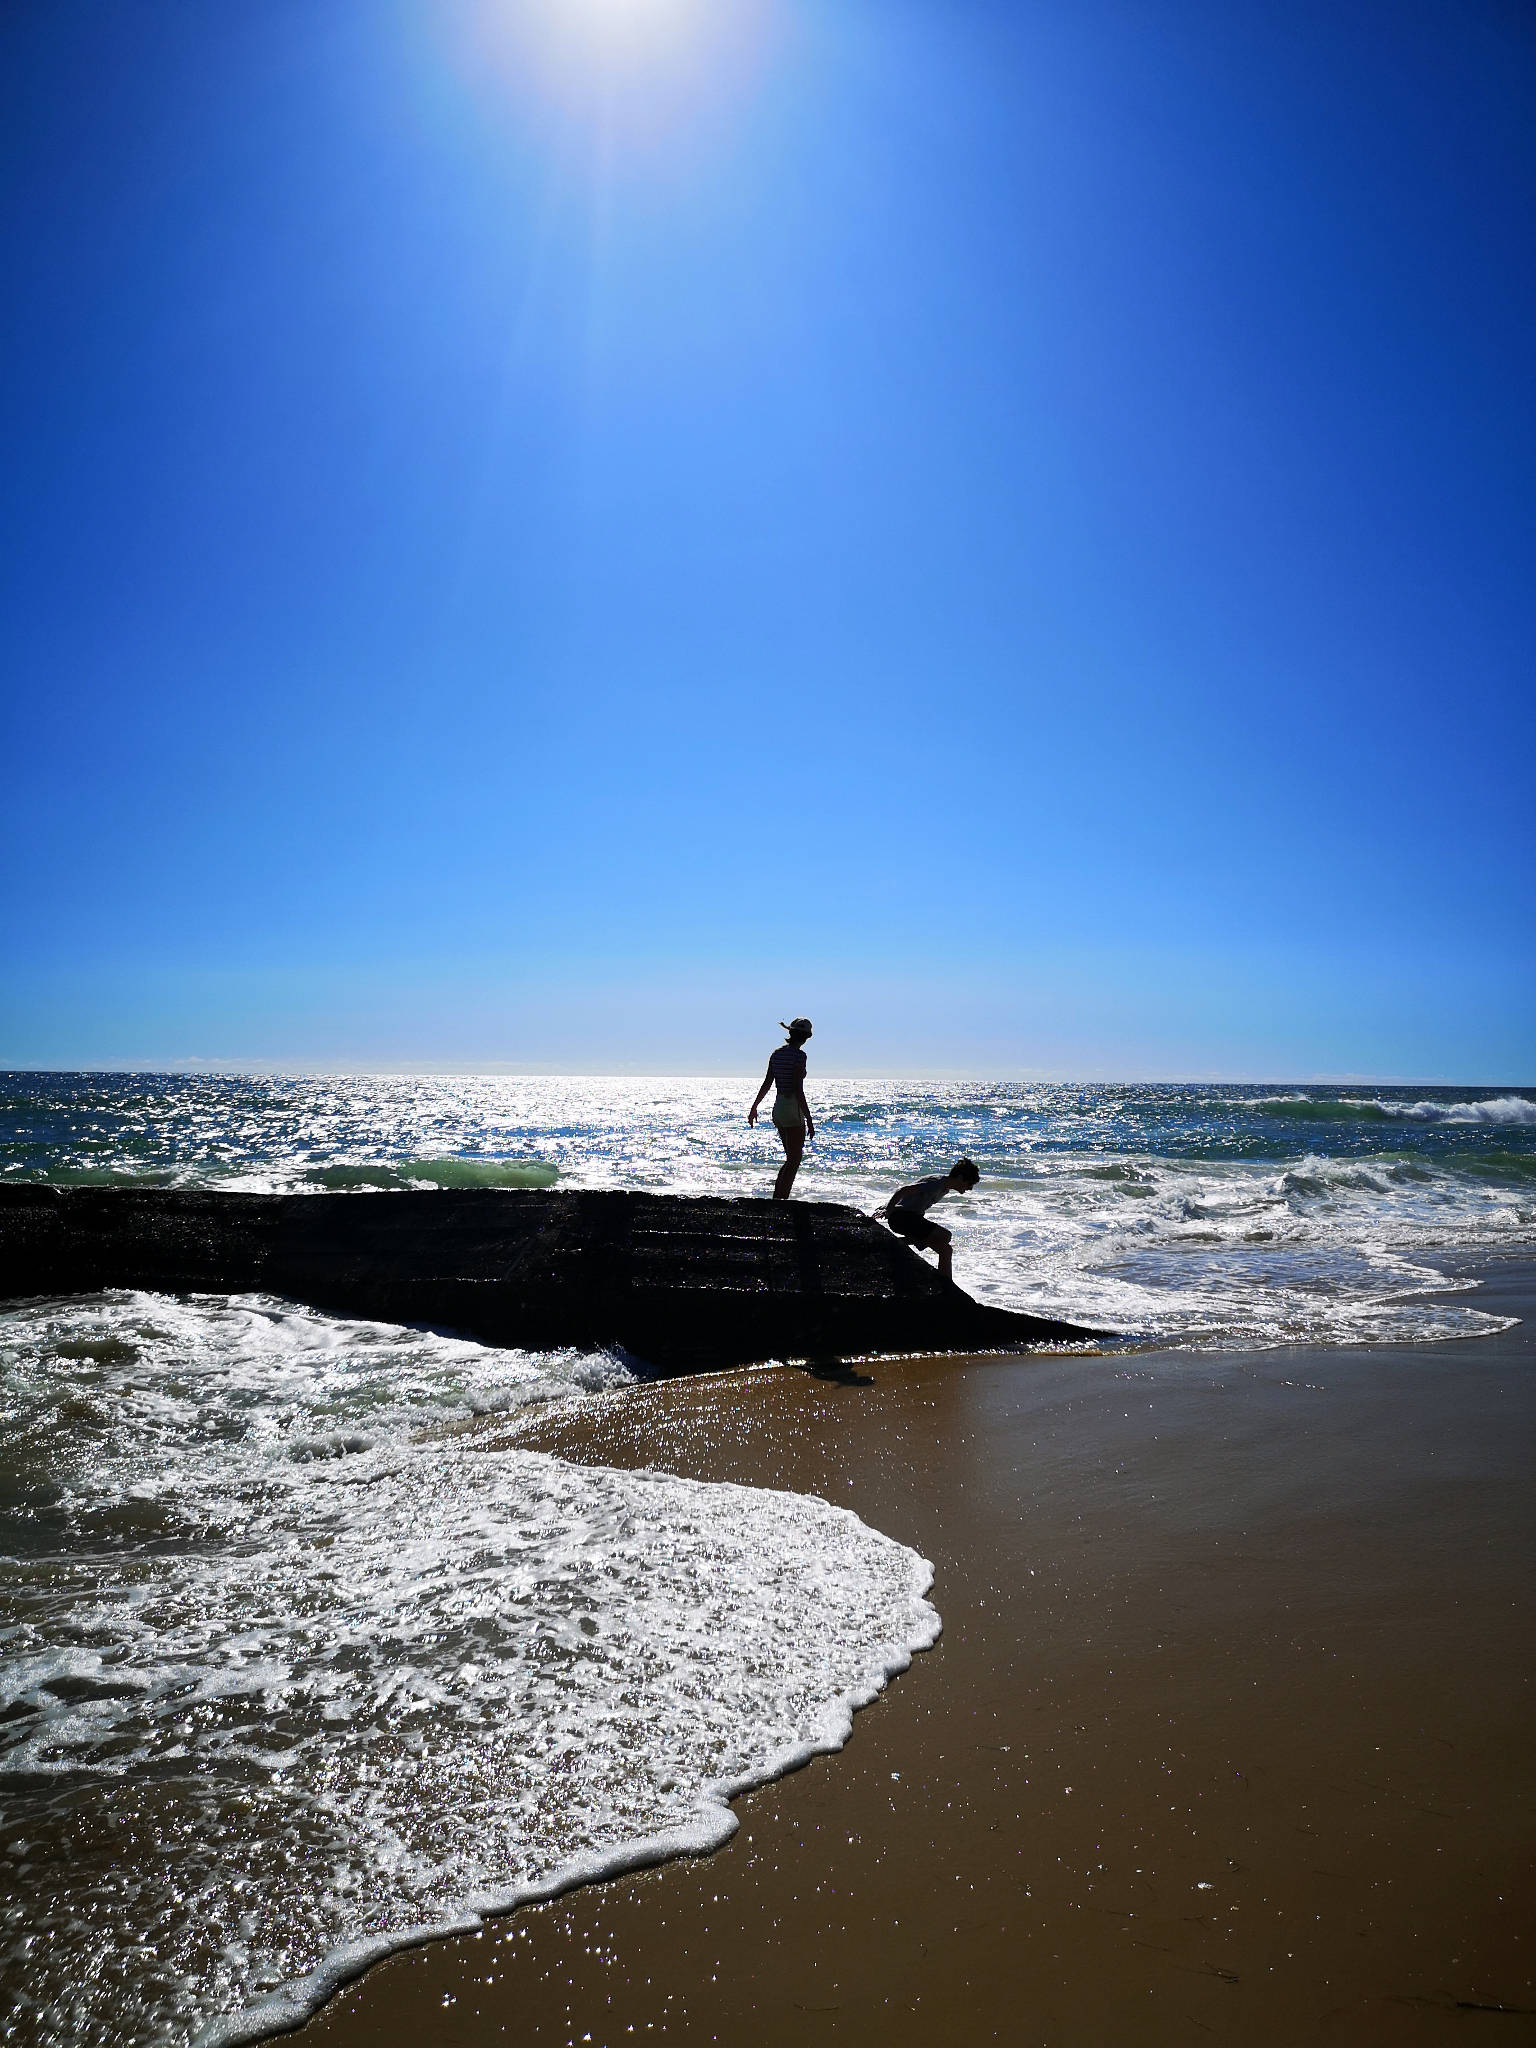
[{"xmin": 306, "ymin": 1259, "xmax": 1536, "ymax": 2046}]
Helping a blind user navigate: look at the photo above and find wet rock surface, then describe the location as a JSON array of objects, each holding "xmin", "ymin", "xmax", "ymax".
[{"xmin": 0, "ymin": 1186, "xmax": 1107, "ymax": 1372}]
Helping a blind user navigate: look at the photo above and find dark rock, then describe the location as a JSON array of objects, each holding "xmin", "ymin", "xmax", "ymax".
[{"xmin": 0, "ymin": 1186, "xmax": 1110, "ymax": 1373}]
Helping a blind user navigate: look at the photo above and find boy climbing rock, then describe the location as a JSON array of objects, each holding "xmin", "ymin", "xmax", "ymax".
[{"xmin": 883, "ymin": 1157, "xmax": 981, "ymax": 1284}]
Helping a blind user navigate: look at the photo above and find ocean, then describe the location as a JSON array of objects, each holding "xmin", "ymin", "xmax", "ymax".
[{"xmin": 3, "ymin": 1073, "xmax": 1533, "ymax": 2046}]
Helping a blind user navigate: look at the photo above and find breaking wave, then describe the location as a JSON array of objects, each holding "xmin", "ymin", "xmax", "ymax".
[
  {"xmin": 304, "ymin": 1158, "xmax": 560, "ymax": 1191},
  {"xmin": 1257, "ymin": 1093, "xmax": 1536, "ymax": 1126}
]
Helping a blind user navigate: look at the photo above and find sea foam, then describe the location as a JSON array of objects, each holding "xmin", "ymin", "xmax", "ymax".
[{"xmin": 0, "ymin": 1294, "xmax": 939, "ymax": 2048}]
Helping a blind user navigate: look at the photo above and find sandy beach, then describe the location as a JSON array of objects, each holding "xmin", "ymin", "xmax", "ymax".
[{"xmin": 299, "ymin": 1256, "xmax": 1536, "ymax": 2046}]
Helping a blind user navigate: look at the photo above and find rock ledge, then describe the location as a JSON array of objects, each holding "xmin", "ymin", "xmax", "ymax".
[{"xmin": 0, "ymin": 1185, "xmax": 1109, "ymax": 1372}]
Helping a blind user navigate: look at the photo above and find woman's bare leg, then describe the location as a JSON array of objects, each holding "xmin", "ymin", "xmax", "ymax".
[{"xmin": 774, "ymin": 1127, "xmax": 805, "ymax": 1200}]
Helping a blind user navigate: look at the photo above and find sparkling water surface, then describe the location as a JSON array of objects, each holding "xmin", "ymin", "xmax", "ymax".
[
  {"xmin": 5, "ymin": 1071, "xmax": 1533, "ymax": 1344},
  {"xmin": 2, "ymin": 1072, "xmax": 1532, "ymax": 2046}
]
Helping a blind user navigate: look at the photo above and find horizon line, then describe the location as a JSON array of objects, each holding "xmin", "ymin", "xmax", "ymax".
[{"xmin": 2, "ymin": 1064, "xmax": 1531, "ymax": 1089}]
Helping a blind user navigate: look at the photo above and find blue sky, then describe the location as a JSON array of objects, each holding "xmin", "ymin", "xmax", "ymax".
[{"xmin": 2, "ymin": 0, "xmax": 1532, "ymax": 1078}]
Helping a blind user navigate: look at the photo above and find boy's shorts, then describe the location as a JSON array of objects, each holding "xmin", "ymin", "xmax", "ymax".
[{"xmin": 887, "ymin": 1207, "xmax": 950, "ymax": 1252}]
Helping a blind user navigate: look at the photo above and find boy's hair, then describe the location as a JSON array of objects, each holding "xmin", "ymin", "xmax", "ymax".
[{"xmin": 951, "ymin": 1157, "xmax": 980, "ymax": 1185}]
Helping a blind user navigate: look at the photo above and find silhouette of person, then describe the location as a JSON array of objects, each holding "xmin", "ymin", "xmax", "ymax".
[
  {"xmin": 884, "ymin": 1158, "xmax": 981, "ymax": 1283},
  {"xmin": 748, "ymin": 1018, "xmax": 815, "ymax": 1200}
]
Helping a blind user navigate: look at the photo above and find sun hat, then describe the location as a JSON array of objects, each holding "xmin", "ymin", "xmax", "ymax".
[{"xmin": 780, "ymin": 1017, "xmax": 813, "ymax": 1037}]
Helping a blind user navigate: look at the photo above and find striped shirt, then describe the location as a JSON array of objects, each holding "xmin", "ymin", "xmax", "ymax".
[{"xmin": 768, "ymin": 1044, "xmax": 807, "ymax": 1095}]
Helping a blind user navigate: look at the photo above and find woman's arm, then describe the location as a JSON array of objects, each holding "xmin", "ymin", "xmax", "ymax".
[{"xmin": 747, "ymin": 1064, "xmax": 775, "ymax": 1124}]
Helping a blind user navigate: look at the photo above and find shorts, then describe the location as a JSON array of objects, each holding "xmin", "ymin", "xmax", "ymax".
[
  {"xmin": 771, "ymin": 1095, "xmax": 804, "ymax": 1133},
  {"xmin": 887, "ymin": 1207, "xmax": 950, "ymax": 1252}
]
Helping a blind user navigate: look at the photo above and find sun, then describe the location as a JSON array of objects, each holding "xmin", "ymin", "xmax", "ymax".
[
  {"xmin": 448, "ymin": 0, "xmax": 763, "ymax": 128},
  {"xmin": 525, "ymin": 0, "xmax": 705, "ymax": 63}
]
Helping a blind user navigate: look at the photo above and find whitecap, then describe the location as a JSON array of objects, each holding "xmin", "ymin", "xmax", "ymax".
[{"xmin": 1358, "ymin": 1095, "xmax": 1536, "ymax": 1126}]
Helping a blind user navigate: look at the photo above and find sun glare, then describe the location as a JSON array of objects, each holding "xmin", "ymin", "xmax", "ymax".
[
  {"xmin": 566, "ymin": 0, "xmax": 697, "ymax": 24},
  {"xmin": 492, "ymin": 0, "xmax": 711, "ymax": 74},
  {"xmin": 448, "ymin": 0, "xmax": 766, "ymax": 137}
]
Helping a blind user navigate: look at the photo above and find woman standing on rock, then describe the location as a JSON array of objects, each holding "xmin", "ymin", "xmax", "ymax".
[{"xmin": 748, "ymin": 1018, "xmax": 815, "ymax": 1200}]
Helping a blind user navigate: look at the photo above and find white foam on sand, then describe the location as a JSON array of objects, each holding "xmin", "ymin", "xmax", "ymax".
[
  {"xmin": 190, "ymin": 1500, "xmax": 936, "ymax": 2048},
  {"xmin": 0, "ymin": 1293, "xmax": 939, "ymax": 2048}
]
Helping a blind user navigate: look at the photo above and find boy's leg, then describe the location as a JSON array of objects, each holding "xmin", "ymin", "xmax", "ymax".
[{"xmin": 935, "ymin": 1228, "xmax": 954, "ymax": 1283}]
